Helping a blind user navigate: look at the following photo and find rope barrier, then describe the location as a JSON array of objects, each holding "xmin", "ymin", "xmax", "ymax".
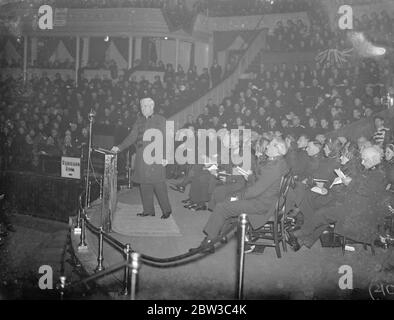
[
  {"xmin": 64, "ymin": 189, "xmax": 237, "ymax": 298},
  {"xmin": 77, "ymin": 190, "xmax": 235, "ymax": 265},
  {"xmin": 63, "ymin": 260, "xmax": 128, "ymax": 290}
]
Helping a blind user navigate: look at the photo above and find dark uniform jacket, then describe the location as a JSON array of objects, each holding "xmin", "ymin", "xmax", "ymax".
[
  {"xmin": 238, "ymin": 157, "xmax": 289, "ymax": 206},
  {"xmin": 118, "ymin": 114, "xmax": 167, "ymax": 184}
]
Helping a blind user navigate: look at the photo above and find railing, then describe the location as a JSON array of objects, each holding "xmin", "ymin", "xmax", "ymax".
[
  {"xmin": 169, "ymin": 25, "xmax": 268, "ymax": 131},
  {"xmin": 60, "ymin": 189, "xmax": 238, "ymax": 299}
]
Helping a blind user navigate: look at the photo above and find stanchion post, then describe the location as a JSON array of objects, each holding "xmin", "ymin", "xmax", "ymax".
[
  {"xmin": 73, "ymin": 208, "xmax": 82, "ymax": 235},
  {"xmin": 130, "ymin": 252, "xmax": 141, "ymax": 300},
  {"xmin": 236, "ymin": 213, "xmax": 248, "ymax": 300},
  {"xmin": 127, "ymin": 150, "xmax": 132, "ymax": 189},
  {"xmin": 121, "ymin": 244, "xmax": 131, "ymax": 296},
  {"xmin": 59, "ymin": 276, "xmax": 66, "ymax": 300},
  {"xmin": 78, "ymin": 216, "xmax": 88, "ymax": 251},
  {"xmin": 88, "ymin": 180, "xmax": 92, "ymax": 207},
  {"xmin": 99, "ymin": 177, "xmax": 103, "ymax": 199},
  {"xmin": 95, "ymin": 227, "xmax": 105, "ymax": 272}
]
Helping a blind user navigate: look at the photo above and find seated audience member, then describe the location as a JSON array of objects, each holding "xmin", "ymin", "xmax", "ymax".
[
  {"xmin": 372, "ymin": 116, "xmax": 392, "ymax": 148},
  {"xmin": 190, "ymin": 137, "xmax": 289, "ymax": 253},
  {"xmin": 384, "ymin": 144, "xmax": 394, "ymax": 191},
  {"xmin": 207, "ymin": 156, "xmax": 257, "ymax": 211},
  {"xmin": 183, "ymin": 163, "xmax": 219, "ymax": 211},
  {"xmin": 285, "ymin": 134, "xmax": 309, "ymax": 179},
  {"xmin": 339, "ymin": 141, "xmax": 362, "ymax": 178},
  {"xmin": 0, "ymin": 185, "xmax": 15, "ymax": 245},
  {"xmin": 295, "ymin": 146, "xmax": 388, "ymax": 249},
  {"xmin": 305, "ymin": 140, "xmax": 323, "ymax": 176},
  {"xmin": 357, "ymin": 136, "xmax": 373, "ymax": 152}
]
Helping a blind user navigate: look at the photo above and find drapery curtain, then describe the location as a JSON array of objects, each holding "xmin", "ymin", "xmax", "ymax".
[
  {"xmin": 39, "ymin": 37, "xmax": 60, "ymax": 62},
  {"xmin": 62, "ymin": 37, "xmax": 76, "ymax": 59},
  {"xmin": 178, "ymin": 41, "xmax": 192, "ymax": 71},
  {"xmin": 0, "ymin": 38, "xmax": 22, "ymax": 63},
  {"xmin": 112, "ymin": 37, "xmax": 129, "ymax": 63},
  {"xmin": 105, "ymin": 41, "xmax": 127, "ymax": 69},
  {"xmin": 189, "ymin": 42, "xmax": 195, "ymax": 68},
  {"xmin": 89, "ymin": 37, "xmax": 109, "ymax": 66},
  {"xmin": 49, "ymin": 40, "xmax": 75, "ymax": 64},
  {"xmin": 160, "ymin": 39, "xmax": 176, "ymax": 66},
  {"xmin": 141, "ymin": 37, "xmax": 158, "ymax": 65}
]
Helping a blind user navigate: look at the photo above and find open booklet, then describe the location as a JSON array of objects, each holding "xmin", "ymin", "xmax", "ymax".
[
  {"xmin": 329, "ymin": 168, "xmax": 352, "ymax": 189},
  {"xmin": 232, "ymin": 166, "xmax": 252, "ymax": 179}
]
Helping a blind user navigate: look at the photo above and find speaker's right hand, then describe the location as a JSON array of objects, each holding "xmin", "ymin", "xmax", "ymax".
[{"xmin": 111, "ymin": 146, "xmax": 120, "ymax": 153}]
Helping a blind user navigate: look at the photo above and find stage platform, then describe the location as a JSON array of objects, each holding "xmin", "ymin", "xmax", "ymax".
[{"xmin": 71, "ymin": 180, "xmax": 394, "ymax": 300}]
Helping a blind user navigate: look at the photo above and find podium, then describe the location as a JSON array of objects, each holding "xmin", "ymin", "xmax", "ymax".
[{"xmin": 94, "ymin": 148, "xmax": 118, "ymax": 232}]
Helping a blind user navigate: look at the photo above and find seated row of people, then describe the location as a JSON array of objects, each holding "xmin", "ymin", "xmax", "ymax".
[{"xmin": 170, "ymin": 131, "xmax": 393, "ymax": 254}]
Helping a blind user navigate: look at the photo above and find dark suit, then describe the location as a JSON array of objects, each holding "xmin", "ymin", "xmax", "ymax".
[
  {"xmin": 117, "ymin": 114, "xmax": 171, "ymax": 215},
  {"xmin": 203, "ymin": 157, "xmax": 289, "ymax": 239},
  {"xmin": 298, "ymin": 168, "xmax": 387, "ymax": 247},
  {"xmin": 208, "ymin": 174, "xmax": 245, "ymax": 210}
]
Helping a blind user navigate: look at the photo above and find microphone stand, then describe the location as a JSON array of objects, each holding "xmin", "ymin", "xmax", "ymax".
[{"xmin": 85, "ymin": 109, "xmax": 95, "ymax": 209}]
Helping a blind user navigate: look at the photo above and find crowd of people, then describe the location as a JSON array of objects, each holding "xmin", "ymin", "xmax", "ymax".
[
  {"xmin": 172, "ymin": 124, "xmax": 394, "ymax": 254},
  {"xmin": 267, "ymin": 8, "xmax": 394, "ymax": 53},
  {"xmin": 0, "ymin": 54, "xmax": 233, "ymax": 173},
  {"xmin": 191, "ymin": 56, "xmax": 391, "ymax": 141}
]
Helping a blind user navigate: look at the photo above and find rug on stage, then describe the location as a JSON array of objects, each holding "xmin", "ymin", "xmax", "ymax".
[{"xmin": 111, "ymin": 202, "xmax": 182, "ymax": 237}]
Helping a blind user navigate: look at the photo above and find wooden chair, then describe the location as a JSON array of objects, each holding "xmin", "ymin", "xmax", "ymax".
[{"xmin": 245, "ymin": 171, "xmax": 294, "ymax": 258}]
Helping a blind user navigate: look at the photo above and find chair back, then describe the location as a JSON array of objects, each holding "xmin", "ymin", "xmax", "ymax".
[{"xmin": 273, "ymin": 170, "xmax": 294, "ymax": 226}]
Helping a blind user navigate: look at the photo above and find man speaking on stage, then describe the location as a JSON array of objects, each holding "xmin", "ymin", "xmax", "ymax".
[{"xmin": 111, "ymin": 98, "xmax": 172, "ymax": 219}]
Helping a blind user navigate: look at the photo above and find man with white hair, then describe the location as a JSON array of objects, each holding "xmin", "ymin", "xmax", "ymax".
[
  {"xmin": 292, "ymin": 144, "xmax": 387, "ymax": 249},
  {"xmin": 190, "ymin": 137, "xmax": 289, "ymax": 253},
  {"xmin": 111, "ymin": 98, "xmax": 172, "ymax": 219}
]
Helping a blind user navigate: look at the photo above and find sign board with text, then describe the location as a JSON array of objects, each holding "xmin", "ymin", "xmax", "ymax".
[{"xmin": 61, "ymin": 157, "xmax": 81, "ymax": 179}]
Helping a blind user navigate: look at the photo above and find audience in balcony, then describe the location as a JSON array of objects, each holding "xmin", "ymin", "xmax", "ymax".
[{"xmin": 267, "ymin": 9, "xmax": 394, "ymax": 53}]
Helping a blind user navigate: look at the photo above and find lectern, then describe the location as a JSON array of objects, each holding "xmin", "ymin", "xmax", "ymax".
[{"xmin": 94, "ymin": 148, "xmax": 118, "ymax": 232}]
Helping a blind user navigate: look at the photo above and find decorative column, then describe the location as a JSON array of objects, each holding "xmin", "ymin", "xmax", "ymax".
[
  {"xmin": 81, "ymin": 36, "xmax": 90, "ymax": 67},
  {"xmin": 23, "ymin": 35, "xmax": 28, "ymax": 84},
  {"xmin": 31, "ymin": 37, "xmax": 38, "ymax": 66},
  {"xmin": 75, "ymin": 35, "xmax": 80, "ymax": 86},
  {"xmin": 128, "ymin": 35, "xmax": 133, "ymax": 69},
  {"xmin": 134, "ymin": 37, "xmax": 142, "ymax": 62},
  {"xmin": 208, "ymin": 36, "xmax": 214, "ymax": 69},
  {"xmin": 175, "ymin": 38, "xmax": 180, "ymax": 70}
]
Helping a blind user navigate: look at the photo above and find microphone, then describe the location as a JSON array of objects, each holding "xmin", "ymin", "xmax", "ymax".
[{"xmin": 88, "ymin": 109, "xmax": 96, "ymax": 121}]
